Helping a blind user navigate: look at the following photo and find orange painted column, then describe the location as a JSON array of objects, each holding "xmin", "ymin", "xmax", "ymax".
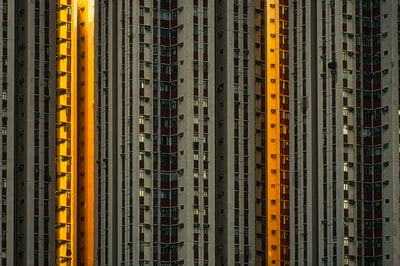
[
  {"xmin": 265, "ymin": 0, "xmax": 281, "ymax": 262},
  {"xmin": 76, "ymin": 0, "xmax": 95, "ymax": 265},
  {"xmin": 265, "ymin": 0, "xmax": 289, "ymax": 264}
]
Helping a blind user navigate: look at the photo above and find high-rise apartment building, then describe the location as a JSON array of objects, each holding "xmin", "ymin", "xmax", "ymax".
[
  {"xmin": 12, "ymin": 1, "xmax": 57, "ymax": 265},
  {"xmin": 4, "ymin": 1, "xmax": 261, "ymax": 265},
  {"xmin": 94, "ymin": 0, "xmax": 255, "ymax": 265},
  {"xmin": 94, "ymin": 1, "xmax": 216, "ymax": 265},
  {"xmin": 5, "ymin": 1, "xmax": 400, "ymax": 265},
  {"xmin": 290, "ymin": 0, "xmax": 400, "ymax": 265}
]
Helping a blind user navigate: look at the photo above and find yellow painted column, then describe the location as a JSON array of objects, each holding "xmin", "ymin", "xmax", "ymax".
[{"xmin": 56, "ymin": 0, "xmax": 76, "ymax": 264}]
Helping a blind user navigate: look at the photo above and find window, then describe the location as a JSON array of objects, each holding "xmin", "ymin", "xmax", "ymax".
[
  {"xmin": 194, "ymin": 188, "xmax": 199, "ymax": 196},
  {"xmin": 203, "ymin": 44, "xmax": 208, "ymax": 55},
  {"xmin": 234, "ymin": 49, "xmax": 239, "ymax": 59},
  {"xmin": 344, "ymin": 163, "xmax": 349, "ymax": 172},
  {"xmin": 344, "ymin": 200, "xmax": 349, "ymax": 210},
  {"xmin": 203, "ymin": 170, "xmax": 208, "ymax": 179},
  {"xmin": 203, "ymin": 8, "xmax": 207, "ymax": 18},
  {"xmin": 203, "ymin": 80, "xmax": 208, "ymax": 90},
  {"xmin": 344, "ymin": 237, "xmax": 349, "ymax": 247},
  {"xmin": 139, "ymin": 134, "xmax": 145, "ymax": 142},
  {"xmin": 343, "ymin": 126, "xmax": 348, "ymax": 135},
  {"xmin": 234, "ymin": 84, "xmax": 239, "ymax": 94},
  {"xmin": 234, "ymin": 120, "xmax": 239, "ymax": 129},
  {"xmin": 139, "ymin": 116, "xmax": 145, "ymax": 125},
  {"xmin": 343, "ymin": 70, "xmax": 352, "ymax": 79},
  {"xmin": 243, "ymin": 68, "xmax": 248, "ymax": 77}
]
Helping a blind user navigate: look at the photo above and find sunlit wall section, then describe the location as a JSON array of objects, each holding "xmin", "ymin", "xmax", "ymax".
[
  {"xmin": 56, "ymin": 0, "xmax": 75, "ymax": 264},
  {"xmin": 76, "ymin": 0, "xmax": 95, "ymax": 265},
  {"xmin": 265, "ymin": 0, "xmax": 289, "ymax": 265}
]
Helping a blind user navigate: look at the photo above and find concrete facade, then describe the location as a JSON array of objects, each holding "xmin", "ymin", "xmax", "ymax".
[
  {"xmin": 94, "ymin": 1, "xmax": 256, "ymax": 265},
  {"xmin": 290, "ymin": 1, "xmax": 400, "ymax": 265},
  {"xmin": 13, "ymin": 1, "xmax": 56, "ymax": 265}
]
